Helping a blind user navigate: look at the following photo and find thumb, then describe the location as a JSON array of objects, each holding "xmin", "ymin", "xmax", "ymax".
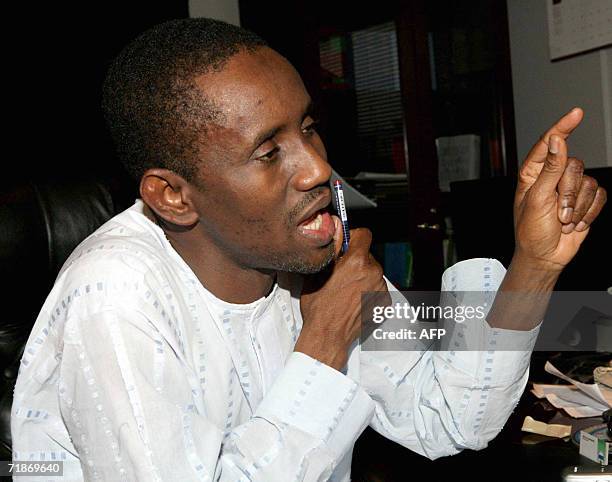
[
  {"xmin": 531, "ymin": 134, "xmax": 568, "ymax": 195},
  {"xmin": 331, "ymin": 215, "xmax": 344, "ymax": 260}
]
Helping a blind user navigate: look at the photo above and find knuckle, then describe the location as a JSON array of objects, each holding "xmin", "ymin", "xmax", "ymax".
[
  {"xmin": 372, "ymin": 263, "xmax": 384, "ymax": 279},
  {"xmin": 566, "ymin": 158, "xmax": 584, "ymax": 174},
  {"xmin": 581, "ymin": 175, "xmax": 598, "ymax": 192},
  {"xmin": 353, "ymin": 254, "xmax": 373, "ymax": 272},
  {"xmin": 543, "ymin": 157, "xmax": 560, "ymax": 171},
  {"xmin": 559, "ymin": 191, "xmax": 577, "ymax": 203},
  {"xmin": 353, "ymin": 227, "xmax": 372, "ymax": 244},
  {"xmin": 349, "ymin": 255, "xmax": 367, "ymax": 271}
]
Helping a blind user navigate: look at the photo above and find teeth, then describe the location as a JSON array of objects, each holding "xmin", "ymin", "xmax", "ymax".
[{"xmin": 303, "ymin": 213, "xmax": 322, "ymax": 230}]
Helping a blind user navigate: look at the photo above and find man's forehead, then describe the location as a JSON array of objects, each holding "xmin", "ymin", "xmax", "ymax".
[
  {"xmin": 193, "ymin": 48, "xmax": 309, "ymax": 144},
  {"xmin": 195, "ymin": 74, "xmax": 273, "ymax": 123}
]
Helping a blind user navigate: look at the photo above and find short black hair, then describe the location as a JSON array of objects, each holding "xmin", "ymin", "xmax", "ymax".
[{"xmin": 102, "ymin": 18, "xmax": 268, "ymax": 182}]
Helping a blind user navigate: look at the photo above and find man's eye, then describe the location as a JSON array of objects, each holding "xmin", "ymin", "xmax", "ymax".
[
  {"xmin": 302, "ymin": 119, "xmax": 320, "ymax": 135},
  {"xmin": 257, "ymin": 146, "xmax": 280, "ymax": 163}
]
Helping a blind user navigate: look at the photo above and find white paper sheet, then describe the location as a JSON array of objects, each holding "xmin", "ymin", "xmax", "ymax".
[
  {"xmin": 545, "ymin": 361, "xmax": 612, "ymax": 407},
  {"xmin": 564, "ymin": 406, "xmax": 606, "ymax": 418},
  {"xmin": 532, "ymin": 383, "xmax": 578, "ymax": 399}
]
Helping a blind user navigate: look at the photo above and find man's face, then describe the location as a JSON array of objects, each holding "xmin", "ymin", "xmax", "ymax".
[{"xmin": 189, "ymin": 46, "xmax": 336, "ymax": 274}]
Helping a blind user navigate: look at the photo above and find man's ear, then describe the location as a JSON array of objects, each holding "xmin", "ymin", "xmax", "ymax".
[{"xmin": 139, "ymin": 168, "xmax": 199, "ymax": 227}]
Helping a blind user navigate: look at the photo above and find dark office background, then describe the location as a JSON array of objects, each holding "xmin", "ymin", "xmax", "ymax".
[{"xmin": 10, "ymin": 2, "xmax": 189, "ymax": 185}]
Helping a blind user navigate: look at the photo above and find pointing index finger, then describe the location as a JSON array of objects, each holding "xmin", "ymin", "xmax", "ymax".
[
  {"xmin": 516, "ymin": 108, "xmax": 584, "ymax": 203},
  {"xmin": 524, "ymin": 107, "xmax": 583, "ymax": 167}
]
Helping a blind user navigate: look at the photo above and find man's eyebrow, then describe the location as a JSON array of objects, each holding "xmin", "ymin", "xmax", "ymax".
[
  {"xmin": 249, "ymin": 99, "xmax": 316, "ymax": 153},
  {"xmin": 250, "ymin": 125, "xmax": 282, "ymax": 153}
]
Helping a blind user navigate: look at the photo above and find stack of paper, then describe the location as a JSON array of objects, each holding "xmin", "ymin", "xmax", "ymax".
[{"xmin": 531, "ymin": 361, "xmax": 612, "ymax": 418}]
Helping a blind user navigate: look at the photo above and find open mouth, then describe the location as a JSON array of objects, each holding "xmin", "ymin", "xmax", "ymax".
[{"xmin": 297, "ymin": 208, "xmax": 335, "ymax": 246}]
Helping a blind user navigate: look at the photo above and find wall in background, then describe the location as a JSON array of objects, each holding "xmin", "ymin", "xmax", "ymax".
[
  {"xmin": 507, "ymin": 0, "xmax": 611, "ymax": 167},
  {"xmin": 189, "ymin": 0, "xmax": 240, "ymax": 25}
]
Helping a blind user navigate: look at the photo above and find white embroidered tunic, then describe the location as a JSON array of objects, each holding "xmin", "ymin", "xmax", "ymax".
[{"xmin": 11, "ymin": 199, "xmax": 540, "ymax": 481}]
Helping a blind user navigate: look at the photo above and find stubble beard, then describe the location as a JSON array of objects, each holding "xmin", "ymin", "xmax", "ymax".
[{"xmin": 265, "ymin": 242, "xmax": 336, "ymax": 274}]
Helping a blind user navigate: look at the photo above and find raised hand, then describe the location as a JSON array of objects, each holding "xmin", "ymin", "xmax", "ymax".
[{"xmin": 514, "ymin": 107, "xmax": 607, "ymax": 271}]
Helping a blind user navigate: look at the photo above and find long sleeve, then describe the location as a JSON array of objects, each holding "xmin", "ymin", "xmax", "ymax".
[
  {"xmin": 59, "ymin": 298, "xmax": 375, "ymax": 481},
  {"xmin": 352, "ymin": 258, "xmax": 540, "ymax": 460}
]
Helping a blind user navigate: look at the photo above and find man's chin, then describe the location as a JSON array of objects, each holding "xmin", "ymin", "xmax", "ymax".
[{"xmin": 275, "ymin": 244, "xmax": 336, "ymax": 274}]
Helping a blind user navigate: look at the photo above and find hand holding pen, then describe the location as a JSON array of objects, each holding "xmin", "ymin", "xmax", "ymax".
[
  {"xmin": 296, "ymin": 179, "xmax": 390, "ymax": 369},
  {"xmin": 297, "ymin": 224, "xmax": 388, "ymax": 370}
]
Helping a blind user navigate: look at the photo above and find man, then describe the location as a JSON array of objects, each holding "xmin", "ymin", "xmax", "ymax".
[{"xmin": 11, "ymin": 18, "xmax": 606, "ymax": 481}]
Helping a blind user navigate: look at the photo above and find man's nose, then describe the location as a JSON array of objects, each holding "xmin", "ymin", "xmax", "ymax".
[{"xmin": 291, "ymin": 142, "xmax": 332, "ymax": 192}]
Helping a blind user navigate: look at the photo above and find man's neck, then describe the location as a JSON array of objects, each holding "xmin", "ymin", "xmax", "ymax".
[
  {"xmin": 143, "ymin": 204, "xmax": 276, "ymax": 304},
  {"xmin": 173, "ymin": 234, "xmax": 277, "ymax": 303}
]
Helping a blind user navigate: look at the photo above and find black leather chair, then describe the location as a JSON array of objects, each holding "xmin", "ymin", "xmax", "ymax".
[{"xmin": 0, "ymin": 177, "xmax": 134, "ymax": 459}]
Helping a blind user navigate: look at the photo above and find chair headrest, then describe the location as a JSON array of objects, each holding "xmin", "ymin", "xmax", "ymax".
[{"xmin": 0, "ymin": 178, "xmax": 119, "ymax": 362}]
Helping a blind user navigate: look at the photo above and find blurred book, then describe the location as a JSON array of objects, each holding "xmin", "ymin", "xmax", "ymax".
[{"xmin": 436, "ymin": 134, "xmax": 480, "ymax": 192}]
